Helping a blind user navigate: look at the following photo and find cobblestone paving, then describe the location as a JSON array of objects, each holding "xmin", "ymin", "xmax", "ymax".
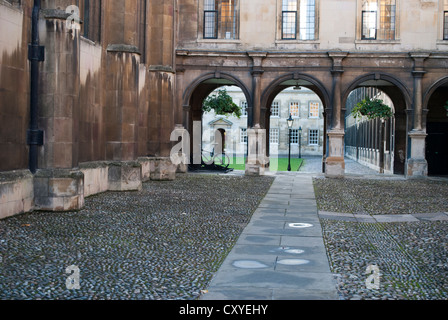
[
  {"xmin": 0, "ymin": 174, "xmax": 274, "ymax": 300},
  {"xmin": 314, "ymin": 176, "xmax": 448, "ymax": 300}
]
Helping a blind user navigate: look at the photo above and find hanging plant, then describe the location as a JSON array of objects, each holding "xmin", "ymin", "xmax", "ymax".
[
  {"xmin": 202, "ymin": 90, "xmax": 242, "ymax": 119},
  {"xmin": 444, "ymin": 100, "xmax": 448, "ymax": 117},
  {"xmin": 350, "ymin": 97, "xmax": 393, "ymax": 120}
]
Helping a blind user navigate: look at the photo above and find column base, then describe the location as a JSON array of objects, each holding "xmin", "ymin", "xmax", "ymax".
[
  {"xmin": 406, "ymin": 158, "xmax": 428, "ymax": 178},
  {"xmin": 108, "ymin": 161, "xmax": 142, "ymax": 191},
  {"xmin": 325, "ymin": 156, "xmax": 346, "ymax": 178},
  {"xmin": 34, "ymin": 169, "xmax": 84, "ymax": 212}
]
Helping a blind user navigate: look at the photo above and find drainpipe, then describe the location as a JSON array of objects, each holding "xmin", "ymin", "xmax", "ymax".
[{"xmin": 27, "ymin": 0, "xmax": 45, "ymax": 174}]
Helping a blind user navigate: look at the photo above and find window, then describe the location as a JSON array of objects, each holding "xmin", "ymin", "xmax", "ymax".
[
  {"xmin": 282, "ymin": 0, "xmax": 298, "ymax": 39},
  {"xmin": 271, "ymin": 102, "xmax": 280, "ymax": 117},
  {"xmin": 361, "ymin": 0, "xmax": 396, "ymax": 40},
  {"xmin": 290, "ymin": 129, "xmax": 300, "ymax": 145},
  {"xmin": 309, "ymin": 129, "xmax": 319, "ymax": 145},
  {"xmin": 241, "ymin": 101, "xmax": 248, "ymax": 117},
  {"xmin": 299, "ymin": 0, "xmax": 316, "ymax": 40},
  {"xmin": 444, "ymin": 11, "xmax": 448, "ymax": 40},
  {"xmin": 203, "ymin": 0, "xmax": 239, "ymax": 39},
  {"xmin": 309, "ymin": 102, "xmax": 320, "ymax": 118},
  {"xmin": 290, "ymin": 102, "xmax": 300, "ymax": 117},
  {"xmin": 281, "ymin": 0, "xmax": 316, "ymax": 40},
  {"xmin": 240, "ymin": 128, "xmax": 247, "ymax": 144},
  {"xmin": 270, "ymin": 128, "xmax": 280, "ymax": 144}
]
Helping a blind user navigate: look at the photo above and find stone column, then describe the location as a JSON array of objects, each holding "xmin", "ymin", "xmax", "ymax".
[
  {"xmin": 248, "ymin": 52, "xmax": 267, "ymax": 128},
  {"xmin": 34, "ymin": 8, "xmax": 84, "ymax": 211},
  {"xmin": 246, "ymin": 52, "xmax": 267, "ymax": 176},
  {"xmin": 326, "ymin": 52, "xmax": 348, "ymax": 178},
  {"xmin": 407, "ymin": 53, "xmax": 430, "ymax": 177}
]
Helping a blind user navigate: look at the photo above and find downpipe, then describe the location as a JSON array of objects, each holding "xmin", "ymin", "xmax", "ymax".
[{"xmin": 27, "ymin": 0, "xmax": 45, "ymax": 174}]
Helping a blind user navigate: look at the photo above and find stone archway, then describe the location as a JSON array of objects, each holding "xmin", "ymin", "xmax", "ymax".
[
  {"xmin": 424, "ymin": 77, "xmax": 448, "ymax": 176},
  {"xmin": 342, "ymin": 73, "xmax": 412, "ymax": 175},
  {"xmin": 182, "ymin": 72, "xmax": 252, "ymax": 168},
  {"xmin": 260, "ymin": 73, "xmax": 331, "ymax": 173}
]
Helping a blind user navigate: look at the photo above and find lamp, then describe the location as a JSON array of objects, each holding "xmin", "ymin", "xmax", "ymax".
[{"xmin": 287, "ymin": 114, "xmax": 294, "ymax": 171}]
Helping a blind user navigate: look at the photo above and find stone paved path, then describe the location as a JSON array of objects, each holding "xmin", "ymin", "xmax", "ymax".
[{"xmin": 201, "ymin": 174, "xmax": 339, "ymax": 300}]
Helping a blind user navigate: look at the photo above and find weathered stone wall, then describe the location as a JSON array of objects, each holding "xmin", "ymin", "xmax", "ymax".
[{"xmin": 0, "ymin": 1, "xmax": 32, "ymax": 171}]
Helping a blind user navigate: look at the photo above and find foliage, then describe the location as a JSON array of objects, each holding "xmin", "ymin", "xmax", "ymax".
[
  {"xmin": 444, "ymin": 101, "xmax": 448, "ymax": 111},
  {"xmin": 202, "ymin": 90, "xmax": 242, "ymax": 118},
  {"xmin": 350, "ymin": 97, "xmax": 393, "ymax": 120}
]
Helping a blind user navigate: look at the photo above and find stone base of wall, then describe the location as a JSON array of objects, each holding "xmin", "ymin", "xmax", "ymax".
[
  {"xmin": 34, "ymin": 169, "xmax": 85, "ymax": 212},
  {"xmin": 139, "ymin": 157, "xmax": 177, "ymax": 181},
  {"xmin": 0, "ymin": 157, "xmax": 178, "ymax": 219},
  {"xmin": 0, "ymin": 170, "xmax": 34, "ymax": 220},
  {"xmin": 80, "ymin": 162, "xmax": 109, "ymax": 197},
  {"xmin": 108, "ymin": 161, "xmax": 142, "ymax": 191}
]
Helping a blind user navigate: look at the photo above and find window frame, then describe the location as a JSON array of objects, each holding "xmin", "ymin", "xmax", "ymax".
[
  {"xmin": 290, "ymin": 129, "xmax": 300, "ymax": 145},
  {"xmin": 359, "ymin": 0, "xmax": 397, "ymax": 41},
  {"xmin": 240, "ymin": 128, "xmax": 248, "ymax": 144},
  {"xmin": 201, "ymin": 0, "xmax": 239, "ymax": 40},
  {"xmin": 280, "ymin": 0, "xmax": 318, "ymax": 41},
  {"xmin": 270, "ymin": 128, "xmax": 280, "ymax": 145},
  {"xmin": 308, "ymin": 101, "xmax": 320, "ymax": 119},
  {"xmin": 289, "ymin": 101, "xmax": 300, "ymax": 118},
  {"xmin": 240, "ymin": 101, "xmax": 248, "ymax": 117},
  {"xmin": 444, "ymin": 11, "xmax": 448, "ymax": 41},
  {"xmin": 271, "ymin": 101, "xmax": 280, "ymax": 117},
  {"xmin": 308, "ymin": 129, "xmax": 320, "ymax": 146}
]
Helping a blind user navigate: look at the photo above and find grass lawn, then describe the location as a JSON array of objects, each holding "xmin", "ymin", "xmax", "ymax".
[{"xmin": 226, "ymin": 157, "xmax": 304, "ymax": 172}]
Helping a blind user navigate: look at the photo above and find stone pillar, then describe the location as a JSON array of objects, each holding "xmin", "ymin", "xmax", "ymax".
[
  {"xmin": 105, "ymin": 44, "xmax": 141, "ymax": 161},
  {"xmin": 245, "ymin": 125, "xmax": 268, "ymax": 176},
  {"xmin": 407, "ymin": 53, "xmax": 430, "ymax": 177},
  {"xmin": 326, "ymin": 52, "xmax": 348, "ymax": 178},
  {"xmin": 34, "ymin": 7, "xmax": 84, "ymax": 211},
  {"xmin": 248, "ymin": 52, "xmax": 267, "ymax": 128}
]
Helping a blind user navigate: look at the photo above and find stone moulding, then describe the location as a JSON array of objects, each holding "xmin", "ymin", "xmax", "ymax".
[{"xmin": 106, "ymin": 44, "xmax": 141, "ymax": 55}]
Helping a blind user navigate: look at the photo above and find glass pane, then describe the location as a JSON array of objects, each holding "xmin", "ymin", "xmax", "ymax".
[
  {"xmin": 444, "ymin": 12, "xmax": 448, "ymax": 40},
  {"xmin": 283, "ymin": 12, "xmax": 297, "ymax": 39},
  {"xmin": 362, "ymin": 11, "xmax": 377, "ymax": 39},
  {"xmin": 299, "ymin": 0, "xmax": 315, "ymax": 40},
  {"xmin": 204, "ymin": 11, "xmax": 218, "ymax": 38},
  {"xmin": 204, "ymin": 0, "xmax": 217, "ymax": 10},
  {"xmin": 283, "ymin": 0, "xmax": 297, "ymax": 11},
  {"xmin": 221, "ymin": 0, "xmax": 237, "ymax": 39}
]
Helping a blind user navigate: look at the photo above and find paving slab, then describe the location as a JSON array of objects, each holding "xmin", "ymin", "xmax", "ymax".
[{"xmin": 201, "ymin": 174, "xmax": 339, "ymax": 301}]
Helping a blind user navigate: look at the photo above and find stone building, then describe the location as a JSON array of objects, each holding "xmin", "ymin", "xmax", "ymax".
[
  {"xmin": 1, "ymin": 0, "xmax": 448, "ymax": 217},
  {"xmin": 202, "ymin": 86, "xmax": 324, "ymax": 158}
]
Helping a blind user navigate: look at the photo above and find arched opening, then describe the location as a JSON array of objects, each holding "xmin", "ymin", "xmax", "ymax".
[
  {"xmin": 425, "ymin": 78, "xmax": 448, "ymax": 176},
  {"xmin": 261, "ymin": 75, "xmax": 329, "ymax": 173},
  {"xmin": 342, "ymin": 74, "xmax": 411, "ymax": 175},
  {"xmin": 183, "ymin": 74, "xmax": 251, "ymax": 171}
]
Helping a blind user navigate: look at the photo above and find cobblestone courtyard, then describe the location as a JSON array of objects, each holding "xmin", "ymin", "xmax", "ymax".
[
  {"xmin": 0, "ymin": 169, "xmax": 447, "ymax": 300},
  {"xmin": 314, "ymin": 177, "xmax": 448, "ymax": 300}
]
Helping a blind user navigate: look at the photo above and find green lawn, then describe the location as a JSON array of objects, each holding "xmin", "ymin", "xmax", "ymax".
[{"xmin": 226, "ymin": 157, "xmax": 304, "ymax": 172}]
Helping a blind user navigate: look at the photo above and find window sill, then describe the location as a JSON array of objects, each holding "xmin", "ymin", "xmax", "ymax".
[
  {"xmin": 275, "ymin": 40, "xmax": 320, "ymax": 45},
  {"xmin": 436, "ymin": 40, "xmax": 448, "ymax": 45},
  {"xmin": 197, "ymin": 38, "xmax": 241, "ymax": 44},
  {"xmin": 355, "ymin": 39, "xmax": 401, "ymax": 44}
]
